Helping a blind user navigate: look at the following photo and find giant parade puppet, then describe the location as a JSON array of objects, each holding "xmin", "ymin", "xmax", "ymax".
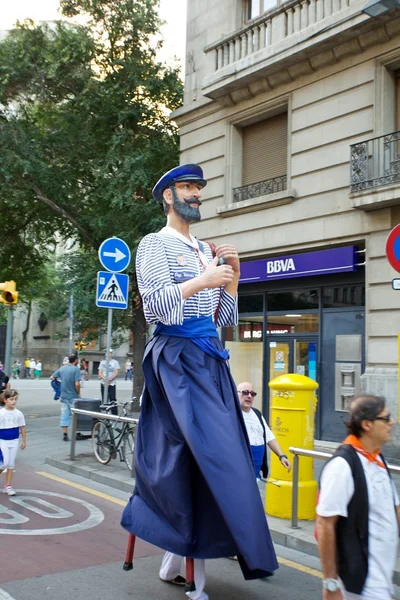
[{"xmin": 121, "ymin": 164, "xmax": 278, "ymax": 600}]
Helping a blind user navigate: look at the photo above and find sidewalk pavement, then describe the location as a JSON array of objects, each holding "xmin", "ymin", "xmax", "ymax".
[{"xmin": 41, "ymin": 435, "xmax": 400, "ymax": 587}]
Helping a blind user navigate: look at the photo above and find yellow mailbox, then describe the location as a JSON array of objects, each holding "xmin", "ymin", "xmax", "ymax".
[{"xmin": 266, "ymin": 374, "xmax": 318, "ymax": 520}]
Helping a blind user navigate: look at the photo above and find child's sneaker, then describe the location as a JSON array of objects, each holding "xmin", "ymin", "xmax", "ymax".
[{"xmin": 3, "ymin": 486, "xmax": 15, "ymax": 496}]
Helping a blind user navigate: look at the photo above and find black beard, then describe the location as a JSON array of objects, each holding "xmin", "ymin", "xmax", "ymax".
[{"xmin": 171, "ymin": 187, "xmax": 201, "ymax": 223}]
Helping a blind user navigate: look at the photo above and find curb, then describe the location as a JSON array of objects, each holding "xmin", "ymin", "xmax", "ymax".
[{"xmin": 45, "ymin": 457, "xmax": 134, "ymax": 494}]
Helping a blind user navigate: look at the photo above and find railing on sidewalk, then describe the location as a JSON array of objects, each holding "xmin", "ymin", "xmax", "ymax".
[
  {"xmin": 289, "ymin": 446, "xmax": 400, "ymax": 529},
  {"xmin": 69, "ymin": 407, "xmax": 139, "ymax": 477}
]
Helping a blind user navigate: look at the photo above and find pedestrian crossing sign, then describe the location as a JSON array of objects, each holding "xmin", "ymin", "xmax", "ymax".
[{"xmin": 96, "ymin": 271, "xmax": 129, "ymax": 310}]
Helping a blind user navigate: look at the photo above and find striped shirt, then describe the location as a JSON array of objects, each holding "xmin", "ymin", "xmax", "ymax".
[{"xmin": 136, "ymin": 231, "xmax": 238, "ymax": 327}]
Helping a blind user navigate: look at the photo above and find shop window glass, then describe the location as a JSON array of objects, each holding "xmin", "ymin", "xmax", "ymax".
[
  {"xmin": 225, "ymin": 293, "xmax": 264, "ymax": 410},
  {"xmin": 238, "ymin": 294, "xmax": 263, "ymax": 314},
  {"xmin": 267, "ymin": 313, "xmax": 319, "ymax": 334},
  {"xmin": 267, "ymin": 289, "xmax": 319, "ymax": 311},
  {"xmin": 323, "ymin": 285, "xmax": 365, "ymax": 308}
]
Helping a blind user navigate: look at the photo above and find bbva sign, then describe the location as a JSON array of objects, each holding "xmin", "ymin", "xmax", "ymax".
[{"xmin": 266, "ymin": 258, "xmax": 296, "ymax": 274}]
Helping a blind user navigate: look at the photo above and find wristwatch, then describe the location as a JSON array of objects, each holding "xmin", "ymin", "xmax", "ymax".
[
  {"xmin": 279, "ymin": 454, "xmax": 288, "ymax": 461},
  {"xmin": 322, "ymin": 579, "xmax": 341, "ymax": 592}
]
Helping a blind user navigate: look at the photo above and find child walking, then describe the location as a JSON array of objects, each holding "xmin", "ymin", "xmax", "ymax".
[{"xmin": 0, "ymin": 389, "xmax": 26, "ymax": 496}]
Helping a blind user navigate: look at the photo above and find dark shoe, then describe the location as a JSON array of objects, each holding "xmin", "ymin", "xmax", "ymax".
[
  {"xmin": 161, "ymin": 575, "xmax": 186, "ymax": 586},
  {"xmin": 63, "ymin": 434, "xmax": 69, "ymax": 442}
]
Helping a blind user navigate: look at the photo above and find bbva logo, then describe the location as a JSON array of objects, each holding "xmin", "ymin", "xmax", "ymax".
[{"xmin": 266, "ymin": 258, "xmax": 296, "ymax": 274}]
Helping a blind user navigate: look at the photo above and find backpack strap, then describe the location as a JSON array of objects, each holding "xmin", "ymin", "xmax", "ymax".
[
  {"xmin": 252, "ymin": 408, "xmax": 267, "ymax": 446},
  {"xmin": 252, "ymin": 408, "xmax": 269, "ymax": 478}
]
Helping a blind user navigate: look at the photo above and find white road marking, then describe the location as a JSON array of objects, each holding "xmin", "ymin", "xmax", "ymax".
[
  {"xmin": 0, "ymin": 490, "xmax": 104, "ymax": 535},
  {"xmin": 0, "ymin": 590, "xmax": 16, "ymax": 599}
]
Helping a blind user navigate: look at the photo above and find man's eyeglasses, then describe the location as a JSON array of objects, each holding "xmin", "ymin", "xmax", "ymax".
[
  {"xmin": 238, "ymin": 390, "xmax": 257, "ymax": 397},
  {"xmin": 375, "ymin": 414, "xmax": 392, "ymax": 423}
]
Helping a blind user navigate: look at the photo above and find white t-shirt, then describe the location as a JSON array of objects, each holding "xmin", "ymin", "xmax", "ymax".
[
  {"xmin": 317, "ymin": 454, "xmax": 399, "ymax": 596},
  {"xmin": 0, "ymin": 408, "xmax": 26, "ymax": 430},
  {"xmin": 36, "ymin": 362, "xmax": 42, "ymax": 372},
  {"xmin": 242, "ymin": 409, "xmax": 275, "ymax": 446},
  {"xmin": 99, "ymin": 359, "xmax": 120, "ymax": 386}
]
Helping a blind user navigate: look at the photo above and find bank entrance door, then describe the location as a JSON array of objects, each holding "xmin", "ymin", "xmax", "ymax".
[{"xmin": 268, "ymin": 337, "xmax": 318, "ymax": 386}]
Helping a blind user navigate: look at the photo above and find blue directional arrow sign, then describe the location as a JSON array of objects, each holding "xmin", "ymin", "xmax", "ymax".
[
  {"xmin": 96, "ymin": 271, "xmax": 129, "ymax": 310},
  {"xmin": 98, "ymin": 237, "xmax": 131, "ymax": 273}
]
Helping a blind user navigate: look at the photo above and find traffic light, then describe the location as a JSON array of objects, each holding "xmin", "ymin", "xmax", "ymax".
[
  {"xmin": 74, "ymin": 340, "xmax": 88, "ymax": 354},
  {"xmin": 0, "ymin": 281, "xmax": 19, "ymax": 305}
]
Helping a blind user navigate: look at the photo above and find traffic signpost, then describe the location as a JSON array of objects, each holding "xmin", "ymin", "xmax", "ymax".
[
  {"xmin": 97, "ymin": 237, "xmax": 131, "ymax": 404},
  {"xmin": 98, "ymin": 237, "xmax": 131, "ymax": 273},
  {"xmin": 96, "ymin": 272, "xmax": 129, "ymax": 309},
  {"xmin": 386, "ymin": 224, "xmax": 400, "ymax": 421}
]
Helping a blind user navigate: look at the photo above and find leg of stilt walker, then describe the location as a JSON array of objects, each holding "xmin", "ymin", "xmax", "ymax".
[
  {"xmin": 185, "ymin": 558, "xmax": 195, "ymax": 592},
  {"xmin": 123, "ymin": 534, "xmax": 136, "ymax": 571}
]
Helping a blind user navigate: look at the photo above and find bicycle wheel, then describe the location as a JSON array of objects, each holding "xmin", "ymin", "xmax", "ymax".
[
  {"xmin": 92, "ymin": 420, "xmax": 113, "ymax": 465},
  {"xmin": 121, "ymin": 427, "xmax": 135, "ymax": 471}
]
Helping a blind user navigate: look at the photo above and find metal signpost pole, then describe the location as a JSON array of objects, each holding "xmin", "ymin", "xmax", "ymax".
[
  {"xmin": 97, "ymin": 237, "xmax": 130, "ymax": 408},
  {"xmin": 4, "ymin": 307, "xmax": 13, "ymax": 375},
  {"xmin": 103, "ymin": 307, "xmax": 113, "ymax": 405},
  {"xmin": 68, "ymin": 294, "xmax": 74, "ymax": 356}
]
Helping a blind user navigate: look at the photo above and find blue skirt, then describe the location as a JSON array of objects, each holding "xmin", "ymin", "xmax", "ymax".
[{"xmin": 121, "ymin": 334, "xmax": 278, "ymax": 579}]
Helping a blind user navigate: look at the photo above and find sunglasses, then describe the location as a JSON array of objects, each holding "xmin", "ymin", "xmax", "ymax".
[
  {"xmin": 374, "ymin": 414, "xmax": 392, "ymax": 423},
  {"xmin": 238, "ymin": 390, "xmax": 257, "ymax": 397}
]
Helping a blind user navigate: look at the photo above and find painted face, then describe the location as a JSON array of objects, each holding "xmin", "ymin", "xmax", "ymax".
[{"xmin": 171, "ymin": 182, "xmax": 203, "ymax": 223}]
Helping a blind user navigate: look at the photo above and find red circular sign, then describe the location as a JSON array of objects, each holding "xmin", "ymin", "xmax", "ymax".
[{"xmin": 386, "ymin": 224, "xmax": 400, "ymax": 273}]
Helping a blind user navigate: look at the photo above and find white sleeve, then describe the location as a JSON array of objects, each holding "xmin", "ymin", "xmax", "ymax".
[
  {"xmin": 317, "ymin": 457, "xmax": 354, "ymax": 518},
  {"xmin": 261, "ymin": 415, "xmax": 275, "ymax": 443},
  {"xmin": 216, "ymin": 290, "xmax": 238, "ymax": 327},
  {"xmin": 136, "ymin": 234, "xmax": 184, "ymax": 325}
]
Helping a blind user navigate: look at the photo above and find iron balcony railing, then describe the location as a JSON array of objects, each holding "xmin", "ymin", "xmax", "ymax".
[
  {"xmin": 233, "ymin": 174, "xmax": 287, "ymax": 202},
  {"xmin": 350, "ymin": 130, "xmax": 400, "ymax": 193}
]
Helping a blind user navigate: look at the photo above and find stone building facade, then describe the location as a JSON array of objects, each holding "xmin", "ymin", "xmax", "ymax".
[{"xmin": 173, "ymin": 0, "xmax": 400, "ymax": 448}]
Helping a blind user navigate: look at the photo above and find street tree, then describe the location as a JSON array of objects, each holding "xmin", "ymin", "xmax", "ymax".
[{"xmin": 0, "ymin": 0, "xmax": 182, "ymax": 400}]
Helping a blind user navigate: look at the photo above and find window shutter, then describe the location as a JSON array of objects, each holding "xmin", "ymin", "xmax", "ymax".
[{"xmin": 242, "ymin": 113, "xmax": 287, "ymax": 185}]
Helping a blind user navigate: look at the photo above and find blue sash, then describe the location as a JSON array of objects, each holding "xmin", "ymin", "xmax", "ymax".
[{"xmin": 154, "ymin": 316, "xmax": 229, "ymax": 361}]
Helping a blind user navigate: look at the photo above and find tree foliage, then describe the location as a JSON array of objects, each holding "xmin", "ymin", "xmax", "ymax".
[{"xmin": 0, "ymin": 0, "xmax": 182, "ymax": 396}]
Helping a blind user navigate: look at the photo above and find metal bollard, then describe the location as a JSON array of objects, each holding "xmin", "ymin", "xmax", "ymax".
[
  {"xmin": 70, "ymin": 412, "xmax": 78, "ymax": 460},
  {"xmin": 291, "ymin": 453, "xmax": 299, "ymax": 529}
]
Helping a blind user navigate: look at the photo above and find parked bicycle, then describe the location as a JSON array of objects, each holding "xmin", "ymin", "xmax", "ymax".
[{"xmin": 91, "ymin": 402, "xmax": 136, "ymax": 471}]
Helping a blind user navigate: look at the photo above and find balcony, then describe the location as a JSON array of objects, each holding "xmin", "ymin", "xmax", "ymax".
[
  {"xmin": 233, "ymin": 175, "xmax": 287, "ymax": 202},
  {"xmin": 350, "ymin": 130, "xmax": 400, "ymax": 210},
  {"xmin": 202, "ymin": 0, "xmax": 400, "ymax": 103}
]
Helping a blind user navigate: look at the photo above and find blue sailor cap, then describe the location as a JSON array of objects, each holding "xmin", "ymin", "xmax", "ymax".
[{"xmin": 152, "ymin": 163, "xmax": 207, "ymax": 203}]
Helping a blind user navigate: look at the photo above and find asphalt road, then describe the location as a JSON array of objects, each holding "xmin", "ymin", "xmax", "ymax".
[{"xmin": 0, "ymin": 379, "xmax": 330, "ymax": 599}]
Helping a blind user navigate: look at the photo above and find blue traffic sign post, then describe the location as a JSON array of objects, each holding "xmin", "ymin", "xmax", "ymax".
[
  {"xmin": 96, "ymin": 272, "xmax": 129, "ymax": 309},
  {"xmin": 386, "ymin": 224, "xmax": 400, "ymax": 423},
  {"xmin": 97, "ymin": 238, "xmax": 131, "ymax": 405},
  {"xmin": 98, "ymin": 237, "xmax": 131, "ymax": 273}
]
